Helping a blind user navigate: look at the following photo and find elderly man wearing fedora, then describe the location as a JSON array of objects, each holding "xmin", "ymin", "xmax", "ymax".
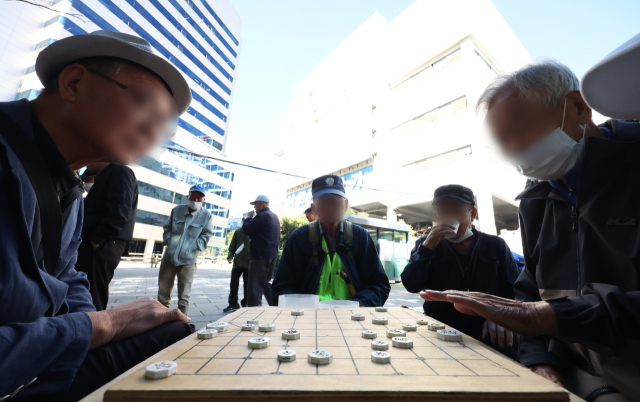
[
  {"xmin": 242, "ymin": 195, "xmax": 281, "ymax": 307},
  {"xmin": 0, "ymin": 30, "xmax": 195, "ymax": 401}
]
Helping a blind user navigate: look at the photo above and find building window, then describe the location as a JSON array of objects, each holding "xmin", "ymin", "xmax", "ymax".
[
  {"xmin": 402, "ymin": 145, "xmax": 472, "ymax": 170},
  {"xmin": 392, "ymin": 95, "xmax": 468, "ymax": 134},
  {"xmin": 475, "ymin": 49, "xmax": 498, "ymax": 74},
  {"xmin": 391, "ymin": 48, "xmax": 462, "ymax": 91},
  {"xmin": 24, "ymin": 65, "xmax": 36, "ymax": 75},
  {"xmin": 15, "ymin": 89, "xmax": 41, "ymax": 101},
  {"xmin": 34, "ymin": 38, "xmax": 57, "ymax": 51},
  {"xmin": 135, "ymin": 210, "xmax": 170, "ymax": 227}
]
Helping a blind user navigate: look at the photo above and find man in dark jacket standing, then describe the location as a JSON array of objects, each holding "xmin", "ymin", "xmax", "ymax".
[
  {"xmin": 76, "ymin": 162, "xmax": 138, "ymax": 310},
  {"xmin": 223, "ymin": 214, "xmax": 251, "ymax": 313},
  {"xmin": 422, "ymin": 58, "xmax": 640, "ymax": 401},
  {"xmin": 242, "ymin": 195, "xmax": 280, "ymax": 307},
  {"xmin": 401, "ymin": 184, "xmax": 519, "ymax": 358},
  {"xmin": 272, "ymin": 175, "xmax": 390, "ymax": 307}
]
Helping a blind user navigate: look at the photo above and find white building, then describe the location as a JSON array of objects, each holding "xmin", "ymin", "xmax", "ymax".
[
  {"xmin": 272, "ymin": 0, "xmax": 530, "ymax": 236},
  {"xmin": 0, "ymin": 0, "xmax": 242, "ymax": 255}
]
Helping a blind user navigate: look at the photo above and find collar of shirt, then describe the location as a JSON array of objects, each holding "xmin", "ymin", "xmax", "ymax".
[
  {"xmin": 548, "ymin": 127, "xmax": 613, "ymax": 205},
  {"xmin": 318, "ymin": 221, "xmax": 344, "ymax": 238},
  {"xmin": 31, "ymin": 113, "xmax": 83, "ymax": 212}
]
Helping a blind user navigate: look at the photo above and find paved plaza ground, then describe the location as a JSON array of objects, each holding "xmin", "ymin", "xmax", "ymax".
[{"xmin": 106, "ymin": 262, "xmax": 425, "ymax": 330}]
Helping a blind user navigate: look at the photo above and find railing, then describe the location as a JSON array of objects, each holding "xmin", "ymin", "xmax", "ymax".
[{"xmin": 119, "ymin": 253, "xmax": 226, "ymax": 268}]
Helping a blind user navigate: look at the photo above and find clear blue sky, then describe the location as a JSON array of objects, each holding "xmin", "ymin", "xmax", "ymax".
[{"xmin": 225, "ymin": 0, "xmax": 640, "ymax": 213}]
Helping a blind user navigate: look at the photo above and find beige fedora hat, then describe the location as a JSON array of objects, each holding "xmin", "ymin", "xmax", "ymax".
[
  {"xmin": 581, "ymin": 32, "xmax": 640, "ymax": 120},
  {"xmin": 35, "ymin": 30, "xmax": 191, "ymax": 115}
]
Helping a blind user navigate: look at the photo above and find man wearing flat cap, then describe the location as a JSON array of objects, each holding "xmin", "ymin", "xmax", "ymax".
[
  {"xmin": 0, "ymin": 30, "xmax": 195, "ymax": 401},
  {"xmin": 272, "ymin": 175, "xmax": 390, "ymax": 307},
  {"xmin": 401, "ymin": 185, "xmax": 520, "ymax": 358}
]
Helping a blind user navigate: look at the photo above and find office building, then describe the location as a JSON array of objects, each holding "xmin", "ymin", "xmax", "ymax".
[
  {"xmin": 0, "ymin": 0, "xmax": 241, "ymax": 256},
  {"xmin": 272, "ymin": 0, "xmax": 529, "ymax": 245}
]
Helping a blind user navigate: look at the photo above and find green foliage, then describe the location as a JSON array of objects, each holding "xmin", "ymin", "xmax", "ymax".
[
  {"xmin": 346, "ymin": 208, "xmax": 369, "ymax": 217},
  {"xmin": 277, "ymin": 214, "xmax": 308, "ymax": 262}
]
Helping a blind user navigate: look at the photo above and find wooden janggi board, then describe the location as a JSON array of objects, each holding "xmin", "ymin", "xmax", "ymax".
[{"xmin": 103, "ymin": 307, "xmax": 569, "ymax": 401}]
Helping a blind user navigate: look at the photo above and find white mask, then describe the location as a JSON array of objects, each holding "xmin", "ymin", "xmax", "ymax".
[
  {"xmin": 83, "ymin": 183, "xmax": 94, "ymax": 192},
  {"xmin": 447, "ymin": 226, "xmax": 473, "ymax": 243},
  {"xmin": 509, "ymin": 99, "xmax": 587, "ymax": 181},
  {"xmin": 188, "ymin": 200, "xmax": 203, "ymax": 211}
]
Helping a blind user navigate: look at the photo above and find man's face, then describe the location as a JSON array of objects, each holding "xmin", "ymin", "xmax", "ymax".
[
  {"xmin": 254, "ymin": 201, "xmax": 266, "ymax": 213},
  {"xmin": 305, "ymin": 210, "xmax": 317, "ymax": 223},
  {"xmin": 64, "ymin": 64, "xmax": 177, "ymax": 165},
  {"xmin": 433, "ymin": 198, "xmax": 477, "ymax": 239},
  {"xmin": 485, "ymin": 84, "xmax": 566, "ymax": 158},
  {"xmin": 311, "ymin": 194, "xmax": 348, "ymax": 223},
  {"xmin": 188, "ymin": 192, "xmax": 205, "ymax": 202}
]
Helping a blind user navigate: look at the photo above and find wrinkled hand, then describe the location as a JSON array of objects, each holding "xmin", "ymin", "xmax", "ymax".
[
  {"xmin": 86, "ymin": 298, "xmax": 190, "ymax": 350},
  {"xmin": 420, "ymin": 290, "xmax": 558, "ymax": 337},
  {"xmin": 423, "ymin": 224, "xmax": 456, "ymax": 249},
  {"xmin": 531, "ymin": 365, "xmax": 563, "ymax": 387},
  {"xmin": 483, "ymin": 320, "xmax": 517, "ymax": 348}
]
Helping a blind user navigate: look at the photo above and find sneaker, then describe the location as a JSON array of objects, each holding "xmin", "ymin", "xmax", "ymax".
[{"xmin": 223, "ymin": 305, "xmax": 240, "ymax": 313}]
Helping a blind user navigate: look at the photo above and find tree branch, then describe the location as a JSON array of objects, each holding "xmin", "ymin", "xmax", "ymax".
[{"xmin": 7, "ymin": 0, "xmax": 87, "ymax": 22}]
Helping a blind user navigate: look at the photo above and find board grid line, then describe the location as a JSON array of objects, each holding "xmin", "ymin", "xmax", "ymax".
[
  {"xmin": 333, "ymin": 310, "xmax": 359, "ymax": 375},
  {"xmin": 352, "ymin": 308, "xmax": 400, "ymax": 375}
]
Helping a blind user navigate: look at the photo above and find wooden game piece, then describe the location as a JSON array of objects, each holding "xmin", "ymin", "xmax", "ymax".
[
  {"xmin": 402, "ymin": 324, "xmax": 418, "ymax": 332},
  {"xmin": 428, "ymin": 323, "xmax": 445, "ymax": 331},
  {"xmin": 282, "ymin": 329, "xmax": 300, "ymax": 340},
  {"xmin": 375, "ymin": 307, "xmax": 387, "ymax": 312},
  {"xmin": 362, "ymin": 330, "xmax": 377, "ymax": 339},
  {"xmin": 291, "ymin": 310, "xmax": 304, "ymax": 316},
  {"xmin": 392, "ymin": 337, "xmax": 413, "ymax": 349},
  {"xmin": 371, "ymin": 340, "xmax": 389, "ymax": 350},
  {"xmin": 241, "ymin": 324, "xmax": 255, "ymax": 331},
  {"xmin": 258, "ymin": 323, "xmax": 276, "ymax": 332},
  {"xmin": 371, "ymin": 351, "xmax": 391, "ymax": 364},
  {"xmin": 277, "ymin": 350, "xmax": 296, "ymax": 362},
  {"xmin": 372, "ymin": 317, "xmax": 388, "ymax": 325},
  {"xmin": 206, "ymin": 322, "xmax": 228, "ymax": 332},
  {"xmin": 386, "ymin": 329, "xmax": 406, "ymax": 338},
  {"xmin": 307, "ymin": 350, "xmax": 333, "ymax": 365},
  {"xmin": 248, "ymin": 337, "xmax": 270, "ymax": 349},
  {"xmin": 416, "ymin": 319, "xmax": 429, "ymax": 325},
  {"xmin": 144, "ymin": 361, "xmax": 178, "ymax": 379},
  {"xmin": 197, "ymin": 329, "xmax": 217, "ymax": 339},
  {"xmin": 351, "ymin": 313, "xmax": 365, "ymax": 321},
  {"xmin": 247, "ymin": 318, "xmax": 259, "ymax": 325},
  {"xmin": 437, "ymin": 329, "xmax": 462, "ymax": 342}
]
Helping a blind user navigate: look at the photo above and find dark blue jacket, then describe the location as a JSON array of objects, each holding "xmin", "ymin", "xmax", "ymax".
[
  {"xmin": 0, "ymin": 101, "xmax": 94, "ymax": 398},
  {"xmin": 242, "ymin": 207, "xmax": 280, "ymax": 259},
  {"xmin": 272, "ymin": 223, "xmax": 390, "ymax": 307},
  {"xmin": 401, "ymin": 228, "xmax": 519, "ymax": 340}
]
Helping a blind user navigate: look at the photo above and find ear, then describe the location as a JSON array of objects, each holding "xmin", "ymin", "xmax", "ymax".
[
  {"xmin": 310, "ymin": 203, "xmax": 317, "ymax": 215},
  {"xmin": 57, "ymin": 63, "xmax": 89, "ymax": 103},
  {"xmin": 470, "ymin": 206, "xmax": 478, "ymax": 221},
  {"xmin": 567, "ymin": 90, "xmax": 593, "ymax": 125}
]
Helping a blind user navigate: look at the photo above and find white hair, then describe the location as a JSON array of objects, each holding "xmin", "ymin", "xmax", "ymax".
[{"xmin": 476, "ymin": 59, "xmax": 580, "ymax": 115}]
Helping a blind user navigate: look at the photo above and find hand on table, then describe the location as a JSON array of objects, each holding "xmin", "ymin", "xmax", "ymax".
[
  {"xmin": 483, "ymin": 320, "xmax": 517, "ymax": 348},
  {"xmin": 86, "ymin": 298, "xmax": 190, "ymax": 350},
  {"xmin": 531, "ymin": 365, "xmax": 563, "ymax": 387},
  {"xmin": 420, "ymin": 290, "xmax": 558, "ymax": 337},
  {"xmin": 422, "ymin": 224, "xmax": 456, "ymax": 249}
]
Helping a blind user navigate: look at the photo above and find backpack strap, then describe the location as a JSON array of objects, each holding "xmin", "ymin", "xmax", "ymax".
[
  {"xmin": 306, "ymin": 220, "xmax": 320, "ymax": 272},
  {"xmin": 342, "ymin": 220, "xmax": 356, "ymax": 265}
]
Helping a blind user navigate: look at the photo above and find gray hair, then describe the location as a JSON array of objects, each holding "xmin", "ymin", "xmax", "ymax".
[
  {"xmin": 475, "ymin": 59, "xmax": 580, "ymax": 115},
  {"xmin": 42, "ymin": 56, "xmax": 132, "ymax": 94}
]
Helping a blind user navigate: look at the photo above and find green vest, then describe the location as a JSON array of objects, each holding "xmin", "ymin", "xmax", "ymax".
[{"xmin": 315, "ymin": 235, "xmax": 352, "ymax": 301}]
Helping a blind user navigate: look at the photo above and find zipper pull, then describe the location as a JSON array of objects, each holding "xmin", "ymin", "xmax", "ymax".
[{"xmin": 571, "ymin": 206, "xmax": 578, "ymax": 232}]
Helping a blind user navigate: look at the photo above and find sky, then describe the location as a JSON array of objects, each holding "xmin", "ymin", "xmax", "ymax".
[{"xmin": 223, "ymin": 0, "xmax": 640, "ymax": 215}]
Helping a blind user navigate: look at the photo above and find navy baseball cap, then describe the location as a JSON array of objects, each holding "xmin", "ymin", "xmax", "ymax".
[
  {"xmin": 433, "ymin": 184, "xmax": 475, "ymax": 206},
  {"xmin": 312, "ymin": 174, "xmax": 347, "ymax": 199},
  {"xmin": 189, "ymin": 185, "xmax": 206, "ymax": 196}
]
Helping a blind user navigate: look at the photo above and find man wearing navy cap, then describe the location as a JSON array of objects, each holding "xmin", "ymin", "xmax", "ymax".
[
  {"xmin": 272, "ymin": 175, "xmax": 390, "ymax": 307},
  {"xmin": 158, "ymin": 185, "xmax": 214, "ymax": 316},
  {"xmin": 401, "ymin": 185, "xmax": 520, "ymax": 358}
]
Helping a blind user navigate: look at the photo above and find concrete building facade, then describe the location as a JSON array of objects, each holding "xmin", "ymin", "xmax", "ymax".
[
  {"xmin": 0, "ymin": 0, "xmax": 242, "ymax": 256},
  {"xmin": 272, "ymin": 0, "xmax": 530, "ymax": 242}
]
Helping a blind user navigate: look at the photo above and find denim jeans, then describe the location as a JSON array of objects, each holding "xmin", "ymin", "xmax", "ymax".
[{"xmin": 157, "ymin": 260, "xmax": 197, "ymax": 316}]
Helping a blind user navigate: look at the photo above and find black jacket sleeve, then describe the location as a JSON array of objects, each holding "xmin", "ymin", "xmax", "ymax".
[
  {"xmin": 514, "ymin": 214, "xmax": 560, "ymax": 367},
  {"xmin": 90, "ymin": 166, "xmax": 137, "ymax": 246},
  {"xmin": 271, "ymin": 229, "xmax": 303, "ymax": 305},
  {"xmin": 549, "ymin": 284, "xmax": 640, "ymax": 350},
  {"xmin": 350, "ymin": 230, "xmax": 390, "ymax": 307},
  {"xmin": 400, "ymin": 237, "xmax": 434, "ymax": 293}
]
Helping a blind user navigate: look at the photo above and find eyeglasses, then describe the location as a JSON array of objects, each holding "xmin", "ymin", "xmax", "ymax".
[{"xmin": 88, "ymin": 70, "xmax": 178, "ymax": 138}]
